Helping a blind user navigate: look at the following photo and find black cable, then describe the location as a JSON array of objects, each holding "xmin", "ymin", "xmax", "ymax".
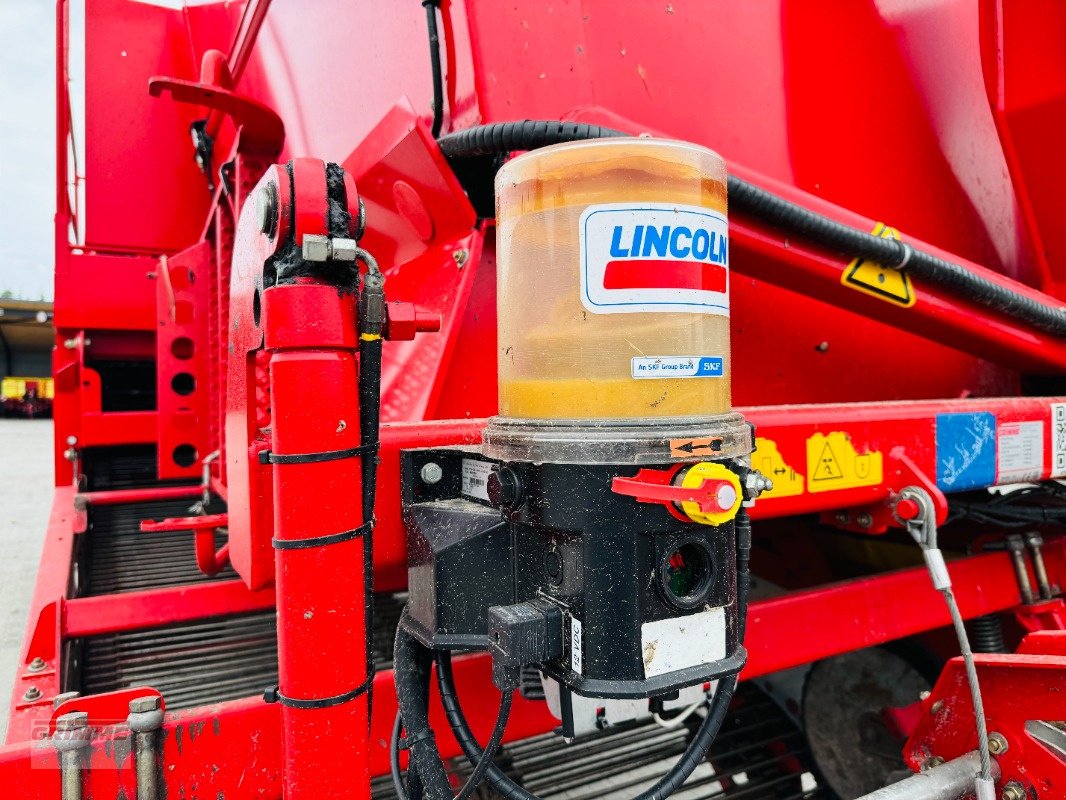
[
  {"xmin": 392, "ymin": 618, "xmax": 517, "ymax": 800},
  {"xmin": 422, "ymin": 0, "xmax": 445, "ymax": 138},
  {"xmin": 432, "ymin": 507, "xmax": 752, "ymax": 800},
  {"xmin": 436, "ymin": 648, "xmax": 738, "ymax": 800},
  {"xmin": 435, "ymin": 121, "xmax": 1066, "ymax": 338}
]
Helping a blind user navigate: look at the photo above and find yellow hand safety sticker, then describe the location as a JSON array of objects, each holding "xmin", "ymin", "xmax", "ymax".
[{"xmin": 805, "ymin": 432, "xmax": 883, "ymax": 493}]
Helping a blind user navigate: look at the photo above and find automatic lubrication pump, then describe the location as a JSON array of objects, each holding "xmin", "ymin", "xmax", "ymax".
[{"xmin": 394, "ymin": 138, "xmax": 770, "ymax": 800}]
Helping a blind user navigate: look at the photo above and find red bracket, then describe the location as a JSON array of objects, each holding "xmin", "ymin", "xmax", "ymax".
[
  {"xmin": 822, "ymin": 447, "xmax": 948, "ymax": 534},
  {"xmin": 149, "ymin": 49, "xmax": 284, "ymax": 157}
]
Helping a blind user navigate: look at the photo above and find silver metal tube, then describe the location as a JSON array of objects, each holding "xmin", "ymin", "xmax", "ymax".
[{"xmin": 855, "ymin": 752, "xmax": 999, "ymax": 800}]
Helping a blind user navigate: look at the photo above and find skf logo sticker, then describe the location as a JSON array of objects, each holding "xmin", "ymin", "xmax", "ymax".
[{"xmin": 579, "ymin": 203, "xmax": 729, "ymax": 316}]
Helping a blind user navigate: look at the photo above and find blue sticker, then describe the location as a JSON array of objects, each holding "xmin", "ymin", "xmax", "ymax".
[{"xmin": 936, "ymin": 413, "xmax": 996, "ymax": 492}]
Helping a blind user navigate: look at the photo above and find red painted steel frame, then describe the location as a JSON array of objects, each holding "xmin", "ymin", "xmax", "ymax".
[{"xmin": 25, "ymin": 0, "xmax": 1066, "ymax": 797}]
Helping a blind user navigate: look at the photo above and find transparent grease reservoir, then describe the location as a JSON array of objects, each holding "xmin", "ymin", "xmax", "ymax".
[{"xmin": 485, "ymin": 137, "xmax": 749, "ymax": 464}]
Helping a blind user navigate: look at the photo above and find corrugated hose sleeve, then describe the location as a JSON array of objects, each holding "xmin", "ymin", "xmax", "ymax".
[{"xmin": 437, "ymin": 121, "xmax": 1066, "ymax": 338}]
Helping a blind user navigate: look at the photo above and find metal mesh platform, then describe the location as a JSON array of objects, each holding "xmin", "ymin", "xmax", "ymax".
[
  {"xmin": 74, "ymin": 593, "xmax": 408, "ymax": 711},
  {"xmin": 373, "ymin": 684, "xmax": 825, "ymax": 800},
  {"xmin": 82, "ymin": 498, "xmax": 236, "ymax": 595}
]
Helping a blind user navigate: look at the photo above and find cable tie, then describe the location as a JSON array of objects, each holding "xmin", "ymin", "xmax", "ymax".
[
  {"xmin": 272, "ymin": 519, "xmax": 374, "ymax": 550},
  {"xmin": 895, "ymin": 242, "xmax": 914, "ymax": 270},
  {"xmin": 400, "ymin": 728, "xmax": 436, "ymax": 750}
]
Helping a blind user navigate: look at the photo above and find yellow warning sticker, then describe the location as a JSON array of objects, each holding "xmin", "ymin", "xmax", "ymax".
[
  {"xmin": 841, "ymin": 223, "xmax": 916, "ymax": 307},
  {"xmin": 806, "ymin": 432, "xmax": 883, "ymax": 493},
  {"xmin": 752, "ymin": 437, "xmax": 804, "ymax": 498}
]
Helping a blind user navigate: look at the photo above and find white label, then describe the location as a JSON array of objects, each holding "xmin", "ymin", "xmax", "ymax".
[
  {"xmin": 641, "ymin": 607, "xmax": 726, "ymax": 679},
  {"xmin": 998, "ymin": 420, "xmax": 1044, "ymax": 483},
  {"xmin": 579, "ymin": 203, "xmax": 729, "ymax": 315},
  {"xmin": 631, "ymin": 356, "xmax": 723, "ymax": 379},
  {"xmin": 570, "ymin": 616, "xmax": 583, "ymax": 675},
  {"xmin": 460, "ymin": 458, "xmax": 492, "ymax": 501},
  {"xmin": 1054, "ymin": 404, "xmax": 1066, "ymax": 478}
]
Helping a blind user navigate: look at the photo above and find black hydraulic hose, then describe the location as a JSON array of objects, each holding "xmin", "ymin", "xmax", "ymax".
[
  {"xmin": 358, "ymin": 331, "xmax": 381, "ymax": 723},
  {"xmin": 436, "ymin": 121, "xmax": 1066, "ymax": 338},
  {"xmin": 422, "ymin": 0, "xmax": 445, "ymax": 138},
  {"xmin": 394, "ymin": 616, "xmax": 453, "ymax": 800},
  {"xmin": 392, "ymin": 616, "xmax": 516, "ymax": 800}
]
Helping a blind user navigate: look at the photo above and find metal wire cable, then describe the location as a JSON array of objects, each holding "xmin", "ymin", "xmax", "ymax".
[{"xmin": 897, "ymin": 487, "xmax": 994, "ymax": 797}]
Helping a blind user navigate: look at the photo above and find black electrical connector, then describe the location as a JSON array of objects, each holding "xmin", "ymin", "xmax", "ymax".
[{"xmin": 487, "ymin": 600, "xmax": 564, "ymax": 690}]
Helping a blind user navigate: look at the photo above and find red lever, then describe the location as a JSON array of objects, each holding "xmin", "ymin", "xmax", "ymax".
[{"xmin": 611, "ymin": 470, "xmax": 737, "ymax": 515}]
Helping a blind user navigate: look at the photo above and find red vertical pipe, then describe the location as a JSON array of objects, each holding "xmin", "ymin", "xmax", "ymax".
[{"xmin": 265, "ymin": 282, "xmax": 369, "ymax": 799}]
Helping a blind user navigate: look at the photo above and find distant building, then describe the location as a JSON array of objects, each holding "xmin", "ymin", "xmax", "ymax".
[{"xmin": 0, "ymin": 299, "xmax": 54, "ymax": 417}]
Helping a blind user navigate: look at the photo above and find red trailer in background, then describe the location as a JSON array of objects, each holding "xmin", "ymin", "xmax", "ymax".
[{"xmin": 4, "ymin": 1, "xmax": 1066, "ymax": 798}]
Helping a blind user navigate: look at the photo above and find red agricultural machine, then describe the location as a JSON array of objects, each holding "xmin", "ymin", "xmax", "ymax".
[{"xmin": 5, "ymin": 1, "xmax": 1066, "ymax": 798}]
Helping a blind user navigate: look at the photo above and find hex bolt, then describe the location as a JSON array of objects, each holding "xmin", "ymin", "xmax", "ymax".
[
  {"xmin": 256, "ymin": 183, "xmax": 278, "ymax": 237},
  {"xmin": 834, "ymin": 511, "xmax": 850, "ymax": 525},
  {"xmin": 53, "ymin": 691, "xmax": 80, "ymax": 709},
  {"xmin": 856, "ymin": 512, "xmax": 874, "ymax": 529},
  {"xmin": 921, "ymin": 756, "xmax": 944, "ymax": 770},
  {"xmin": 930, "ymin": 699, "xmax": 944, "ymax": 715},
  {"xmin": 128, "ymin": 695, "xmax": 164, "ymax": 800},
  {"xmin": 53, "ymin": 711, "xmax": 91, "ymax": 800},
  {"xmin": 1026, "ymin": 533, "xmax": 1053, "ymax": 600},
  {"xmin": 27, "ymin": 657, "xmax": 46, "ymax": 672},
  {"xmin": 453, "ymin": 248, "xmax": 469, "ymax": 268},
  {"xmin": 988, "ymin": 732, "xmax": 1009, "ymax": 755},
  {"xmin": 420, "ymin": 462, "xmax": 444, "ymax": 485},
  {"xmin": 1007, "ymin": 535, "xmax": 1036, "ymax": 605},
  {"xmin": 1001, "ymin": 782, "xmax": 1026, "ymax": 800},
  {"xmin": 23, "ymin": 686, "xmax": 41, "ymax": 702}
]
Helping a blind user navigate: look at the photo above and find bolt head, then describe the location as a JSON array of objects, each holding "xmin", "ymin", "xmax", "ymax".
[
  {"xmin": 420, "ymin": 462, "xmax": 444, "ymax": 485},
  {"xmin": 930, "ymin": 699, "xmax": 945, "ymax": 714},
  {"xmin": 256, "ymin": 183, "xmax": 278, "ymax": 237},
  {"xmin": 921, "ymin": 756, "xmax": 944, "ymax": 770},
  {"xmin": 129, "ymin": 695, "xmax": 161, "ymax": 714},
  {"xmin": 1001, "ymin": 783, "xmax": 1026, "ymax": 800},
  {"xmin": 988, "ymin": 732, "xmax": 1009, "ymax": 755},
  {"xmin": 452, "ymin": 249, "xmax": 469, "ymax": 268},
  {"xmin": 834, "ymin": 511, "xmax": 850, "ymax": 525},
  {"xmin": 856, "ymin": 512, "xmax": 874, "ymax": 529},
  {"xmin": 22, "ymin": 686, "xmax": 41, "ymax": 702},
  {"xmin": 27, "ymin": 657, "xmax": 46, "ymax": 672},
  {"xmin": 55, "ymin": 712, "xmax": 88, "ymax": 732}
]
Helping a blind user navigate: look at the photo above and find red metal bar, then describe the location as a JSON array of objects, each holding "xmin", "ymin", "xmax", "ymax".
[
  {"xmin": 369, "ymin": 397, "xmax": 1066, "ymax": 583},
  {"xmin": 265, "ymin": 277, "xmax": 370, "ymax": 797},
  {"xmin": 75, "ymin": 485, "xmax": 201, "ymax": 507},
  {"xmin": 63, "ymin": 580, "xmax": 275, "ymax": 638},
  {"xmin": 139, "ymin": 513, "xmax": 231, "ymax": 576}
]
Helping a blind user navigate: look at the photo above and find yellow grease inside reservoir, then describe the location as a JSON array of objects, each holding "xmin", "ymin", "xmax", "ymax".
[{"xmin": 495, "ymin": 139, "xmax": 731, "ymax": 419}]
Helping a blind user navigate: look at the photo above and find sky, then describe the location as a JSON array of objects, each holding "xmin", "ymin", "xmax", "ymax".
[{"xmin": 0, "ymin": 2, "xmax": 56, "ymax": 300}]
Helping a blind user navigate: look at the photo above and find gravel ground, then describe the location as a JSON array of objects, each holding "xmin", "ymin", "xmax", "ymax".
[{"xmin": 0, "ymin": 418, "xmax": 53, "ymax": 740}]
